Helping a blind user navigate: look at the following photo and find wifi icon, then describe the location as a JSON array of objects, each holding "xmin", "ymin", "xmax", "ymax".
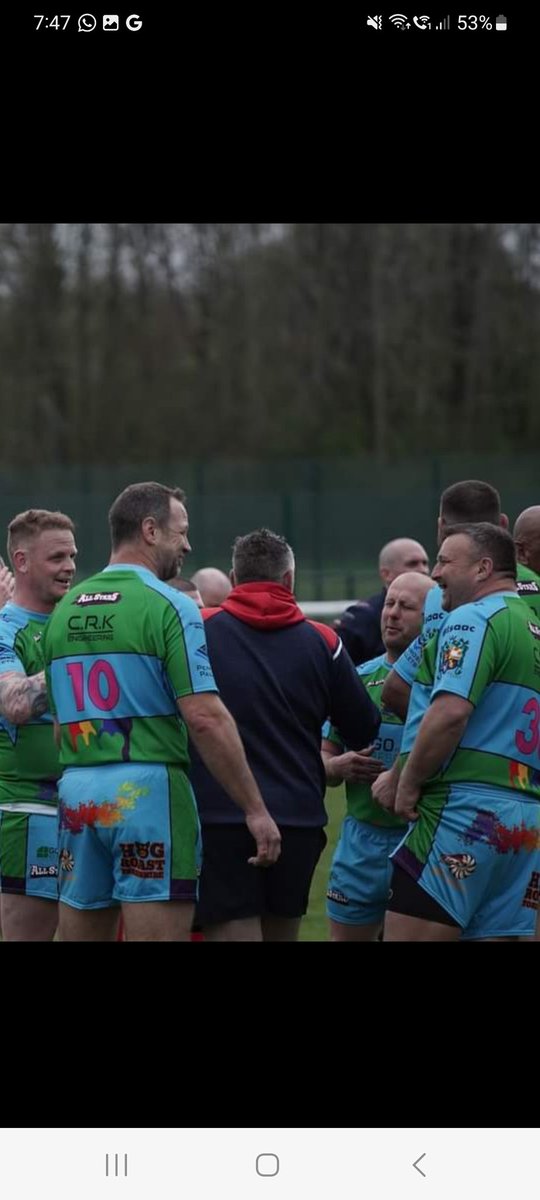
[{"xmin": 389, "ymin": 12, "xmax": 410, "ymax": 25}]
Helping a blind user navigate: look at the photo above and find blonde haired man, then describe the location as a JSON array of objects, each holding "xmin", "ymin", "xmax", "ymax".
[{"xmin": 0, "ymin": 509, "xmax": 77, "ymax": 940}]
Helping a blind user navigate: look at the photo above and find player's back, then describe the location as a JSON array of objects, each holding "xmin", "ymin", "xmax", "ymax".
[{"xmin": 42, "ymin": 565, "xmax": 212, "ymax": 771}]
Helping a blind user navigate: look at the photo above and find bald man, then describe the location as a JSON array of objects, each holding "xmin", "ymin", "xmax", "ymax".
[
  {"xmin": 191, "ymin": 567, "xmax": 232, "ymax": 608},
  {"xmin": 334, "ymin": 537, "xmax": 429, "ymax": 665},
  {"xmin": 513, "ymin": 507, "xmax": 540, "ymax": 620},
  {"xmin": 323, "ymin": 571, "xmax": 436, "ymax": 941}
]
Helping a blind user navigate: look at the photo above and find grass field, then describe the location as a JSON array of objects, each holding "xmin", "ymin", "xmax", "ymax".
[{"xmin": 299, "ymin": 784, "xmax": 346, "ymax": 942}]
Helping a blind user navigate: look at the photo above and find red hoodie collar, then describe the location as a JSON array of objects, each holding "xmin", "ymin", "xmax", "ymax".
[{"xmin": 220, "ymin": 582, "xmax": 305, "ymax": 629}]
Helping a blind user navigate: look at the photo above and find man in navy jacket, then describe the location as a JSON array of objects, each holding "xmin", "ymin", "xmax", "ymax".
[
  {"xmin": 334, "ymin": 538, "xmax": 430, "ymax": 665},
  {"xmin": 190, "ymin": 528, "xmax": 381, "ymax": 941}
]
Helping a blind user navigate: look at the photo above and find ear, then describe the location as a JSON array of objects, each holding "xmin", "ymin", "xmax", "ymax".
[
  {"xmin": 230, "ymin": 569, "xmax": 237, "ymax": 586},
  {"xmin": 478, "ymin": 556, "xmax": 493, "ymax": 579},
  {"xmin": 437, "ymin": 515, "xmax": 444, "ymax": 545},
  {"xmin": 282, "ymin": 568, "xmax": 295, "ymax": 592},
  {"xmin": 141, "ymin": 516, "xmax": 157, "ymax": 545},
  {"xmin": 12, "ymin": 548, "xmax": 27, "ymax": 574},
  {"xmin": 499, "ymin": 512, "xmax": 510, "ymax": 530},
  {"xmin": 379, "ymin": 566, "xmax": 391, "ymax": 586}
]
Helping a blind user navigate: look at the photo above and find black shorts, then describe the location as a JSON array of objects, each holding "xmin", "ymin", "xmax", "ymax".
[
  {"xmin": 386, "ymin": 864, "xmax": 460, "ymax": 927},
  {"xmin": 196, "ymin": 824, "xmax": 327, "ymax": 926}
]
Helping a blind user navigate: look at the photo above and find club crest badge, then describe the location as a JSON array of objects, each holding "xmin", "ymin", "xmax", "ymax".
[{"xmin": 439, "ymin": 637, "xmax": 469, "ymax": 676}]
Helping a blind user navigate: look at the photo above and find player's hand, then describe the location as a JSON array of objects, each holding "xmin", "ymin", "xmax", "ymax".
[
  {"xmin": 371, "ymin": 768, "xmax": 398, "ymax": 811},
  {"xmin": 0, "ymin": 564, "xmax": 14, "ymax": 606},
  {"xmin": 330, "ymin": 748, "xmax": 384, "ymax": 783},
  {"xmin": 246, "ymin": 811, "xmax": 281, "ymax": 866},
  {"xmin": 394, "ymin": 778, "xmax": 421, "ymax": 822}
]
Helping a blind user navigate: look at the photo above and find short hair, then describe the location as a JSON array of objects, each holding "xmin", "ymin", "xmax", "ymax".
[
  {"xmin": 232, "ymin": 528, "xmax": 294, "ymax": 584},
  {"xmin": 443, "ymin": 522, "xmax": 516, "ymax": 579},
  {"xmin": 7, "ymin": 509, "xmax": 75, "ymax": 563},
  {"xmin": 166, "ymin": 576, "xmax": 199, "ymax": 594},
  {"xmin": 108, "ymin": 482, "xmax": 186, "ymax": 550},
  {"xmin": 440, "ymin": 480, "xmax": 501, "ymax": 525}
]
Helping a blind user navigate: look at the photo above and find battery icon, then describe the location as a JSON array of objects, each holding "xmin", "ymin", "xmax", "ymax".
[{"xmin": 495, "ymin": 13, "xmax": 507, "ymax": 29}]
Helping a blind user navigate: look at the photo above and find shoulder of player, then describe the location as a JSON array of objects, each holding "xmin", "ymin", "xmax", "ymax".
[
  {"xmin": 440, "ymin": 599, "xmax": 481, "ymax": 623},
  {"xmin": 140, "ymin": 577, "xmax": 202, "ymax": 623},
  {"xmin": 516, "ymin": 564, "xmax": 540, "ymax": 594},
  {"xmin": 0, "ymin": 609, "xmax": 19, "ymax": 641},
  {"xmin": 516, "ymin": 562, "xmax": 540, "ymax": 581},
  {"xmin": 421, "ymin": 585, "xmax": 445, "ymax": 626},
  {"xmin": 439, "ymin": 599, "xmax": 492, "ymax": 640},
  {"xmin": 356, "ymin": 652, "xmax": 387, "ymax": 678},
  {"xmin": 0, "ymin": 607, "xmax": 33, "ymax": 649}
]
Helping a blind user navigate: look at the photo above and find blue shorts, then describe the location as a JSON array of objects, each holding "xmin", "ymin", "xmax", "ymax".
[
  {"xmin": 57, "ymin": 763, "xmax": 201, "ymax": 910},
  {"xmin": 0, "ymin": 809, "xmax": 59, "ymax": 900},
  {"xmin": 326, "ymin": 815, "xmax": 405, "ymax": 926},
  {"xmin": 391, "ymin": 784, "xmax": 540, "ymax": 939}
]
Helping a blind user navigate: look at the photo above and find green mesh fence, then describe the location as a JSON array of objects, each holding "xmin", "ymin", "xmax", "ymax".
[{"xmin": 1, "ymin": 454, "xmax": 537, "ymax": 601}]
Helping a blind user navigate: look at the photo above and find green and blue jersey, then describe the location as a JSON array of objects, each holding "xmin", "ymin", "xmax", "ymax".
[
  {"xmin": 42, "ymin": 565, "xmax": 218, "ymax": 770},
  {"xmin": 395, "ymin": 564, "xmax": 540, "ymax": 688},
  {"xmin": 403, "ymin": 591, "xmax": 540, "ymax": 801},
  {"xmin": 323, "ymin": 653, "xmax": 406, "ymax": 828},
  {"xmin": 0, "ymin": 603, "xmax": 59, "ymax": 810}
]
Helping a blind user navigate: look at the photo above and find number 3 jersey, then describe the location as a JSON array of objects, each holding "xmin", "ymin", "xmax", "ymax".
[
  {"xmin": 42, "ymin": 565, "xmax": 218, "ymax": 770},
  {"xmin": 323, "ymin": 653, "xmax": 406, "ymax": 829},
  {"xmin": 415, "ymin": 591, "xmax": 540, "ymax": 800}
]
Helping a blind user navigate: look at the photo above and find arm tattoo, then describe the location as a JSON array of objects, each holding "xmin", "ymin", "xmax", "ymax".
[{"xmin": 0, "ymin": 671, "xmax": 49, "ymax": 724}]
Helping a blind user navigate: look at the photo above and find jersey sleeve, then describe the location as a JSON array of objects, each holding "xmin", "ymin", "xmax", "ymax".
[
  {"xmin": 393, "ymin": 635, "xmax": 423, "ymax": 685},
  {"xmin": 431, "ymin": 613, "xmax": 492, "ymax": 706},
  {"xmin": 322, "ymin": 718, "xmax": 343, "ymax": 748},
  {"xmin": 163, "ymin": 597, "xmax": 219, "ymax": 698},
  {"xmin": 395, "ymin": 585, "xmax": 446, "ymax": 684},
  {"xmin": 0, "ymin": 627, "xmax": 25, "ymax": 676}
]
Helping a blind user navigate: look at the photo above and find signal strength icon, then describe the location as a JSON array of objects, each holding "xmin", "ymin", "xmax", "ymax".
[
  {"xmin": 435, "ymin": 13, "xmax": 450, "ymax": 28},
  {"xmin": 389, "ymin": 13, "xmax": 410, "ymax": 25}
]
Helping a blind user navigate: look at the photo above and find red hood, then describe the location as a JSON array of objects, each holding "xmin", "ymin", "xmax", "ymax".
[{"xmin": 219, "ymin": 582, "xmax": 305, "ymax": 629}]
